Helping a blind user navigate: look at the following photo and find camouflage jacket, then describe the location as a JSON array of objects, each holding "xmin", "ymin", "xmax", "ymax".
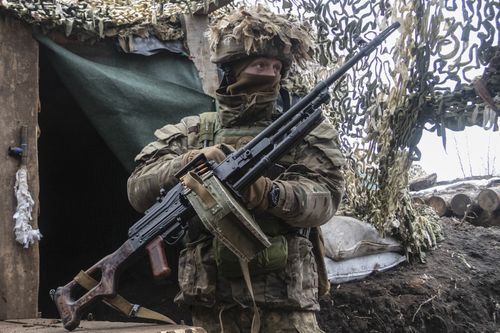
[{"xmin": 127, "ymin": 96, "xmax": 345, "ymax": 311}]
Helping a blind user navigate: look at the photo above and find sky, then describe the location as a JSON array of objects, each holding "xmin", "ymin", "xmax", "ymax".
[{"xmin": 417, "ymin": 126, "xmax": 500, "ymax": 181}]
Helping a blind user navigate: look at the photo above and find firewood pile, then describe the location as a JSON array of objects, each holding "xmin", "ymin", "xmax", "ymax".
[{"xmin": 410, "ymin": 175, "xmax": 500, "ymax": 227}]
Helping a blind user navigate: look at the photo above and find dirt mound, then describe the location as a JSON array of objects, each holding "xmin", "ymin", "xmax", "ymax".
[{"xmin": 318, "ymin": 218, "xmax": 500, "ymax": 333}]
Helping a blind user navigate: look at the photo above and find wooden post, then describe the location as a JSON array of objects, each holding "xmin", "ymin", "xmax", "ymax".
[
  {"xmin": 183, "ymin": 13, "xmax": 219, "ymax": 97},
  {"xmin": 0, "ymin": 14, "xmax": 40, "ymax": 319}
]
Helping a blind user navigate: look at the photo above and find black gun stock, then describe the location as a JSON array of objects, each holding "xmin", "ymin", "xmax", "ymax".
[{"xmin": 53, "ymin": 22, "xmax": 400, "ymax": 331}]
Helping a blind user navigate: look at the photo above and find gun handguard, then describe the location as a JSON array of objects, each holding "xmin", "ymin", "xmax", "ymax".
[{"xmin": 53, "ymin": 22, "xmax": 400, "ymax": 331}]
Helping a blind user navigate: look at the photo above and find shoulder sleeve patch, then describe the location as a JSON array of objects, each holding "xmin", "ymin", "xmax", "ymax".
[
  {"xmin": 154, "ymin": 123, "xmax": 185, "ymax": 141},
  {"xmin": 135, "ymin": 116, "xmax": 200, "ymax": 162}
]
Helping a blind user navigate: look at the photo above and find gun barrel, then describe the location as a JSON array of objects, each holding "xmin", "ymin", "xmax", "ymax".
[
  {"xmin": 323, "ymin": 21, "xmax": 400, "ymax": 88},
  {"xmin": 232, "ymin": 108, "xmax": 324, "ymax": 191}
]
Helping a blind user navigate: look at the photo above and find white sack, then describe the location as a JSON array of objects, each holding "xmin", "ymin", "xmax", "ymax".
[
  {"xmin": 325, "ymin": 252, "xmax": 407, "ymax": 284},
  {"xmin": 321, "ymin": 216, "xmax": 402, "ymax": 261}
]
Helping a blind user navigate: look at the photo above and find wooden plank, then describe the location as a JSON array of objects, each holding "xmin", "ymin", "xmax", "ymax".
[
  {"xmin": 183, "ymin": 14, "xmax": 219, "ymax": 97},
  {"xmin": 0, "ymin": 319, "xmax": 207, "ymax": 333},
  {"xmin": 0, "ymin": 14, "xmax": 40, "ymax": 319}
]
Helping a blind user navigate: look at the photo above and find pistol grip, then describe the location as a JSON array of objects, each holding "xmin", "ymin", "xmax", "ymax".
[{"xmin": 146, "ymin": 236, "xmax": 171, "ymax": 279}]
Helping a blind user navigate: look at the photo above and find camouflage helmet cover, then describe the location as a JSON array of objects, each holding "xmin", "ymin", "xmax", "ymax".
[{"xmin": 208, "ymin": 5, "xmax": 315, "ymax": 73}]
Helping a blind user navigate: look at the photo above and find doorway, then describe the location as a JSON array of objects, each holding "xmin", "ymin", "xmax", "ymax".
[{"xmin": 37, "ymin": 46, "xmax": 186, "ymax": 324}]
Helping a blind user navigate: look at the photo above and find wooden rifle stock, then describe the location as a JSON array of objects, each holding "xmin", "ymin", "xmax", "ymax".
[
  {"xmin": 54, "ymin": 239, "xmax": 137, "ymax": 331},
  {"xmin": 53, "ymin": 183, "xmax": 194, "ymax": 330}
]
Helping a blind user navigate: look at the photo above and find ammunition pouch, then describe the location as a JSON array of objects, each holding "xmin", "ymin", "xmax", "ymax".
[
  {"xmin": 183, "ymin": 171, "xmax": 271, "ymax": 262},
  {"xmin": 214, "ymin": 235, "xmax": 288, "ymax": 278}
]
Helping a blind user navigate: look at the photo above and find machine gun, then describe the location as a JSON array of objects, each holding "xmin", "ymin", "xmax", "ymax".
[{"xmin": 52, "ymin": 22, "xmax": 400, "ymax": 331}]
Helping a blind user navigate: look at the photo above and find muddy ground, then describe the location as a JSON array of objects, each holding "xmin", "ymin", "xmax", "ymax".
[{"xmin": 318, "ymin": 217, "xmax": 500, "ymax": 333}]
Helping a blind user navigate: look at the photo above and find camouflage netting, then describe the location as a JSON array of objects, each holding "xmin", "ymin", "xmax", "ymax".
[
  {"xmin": 0, "ymin": 0, "xmax": 216, "ymax": 41},
  {"xmin": 241, "ymin": 0, "xmax": 500, "ymax": 259}
]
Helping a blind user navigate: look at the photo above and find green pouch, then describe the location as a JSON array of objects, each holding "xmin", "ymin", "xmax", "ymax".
[{"xmin": 213, "ymin": 235, "xmax": 288, "ymax": 278}]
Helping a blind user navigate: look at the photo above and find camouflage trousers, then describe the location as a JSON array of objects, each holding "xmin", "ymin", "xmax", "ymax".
[{"xmin": 191, "ymin": 305, "xmax": 324, "ymax": 333}]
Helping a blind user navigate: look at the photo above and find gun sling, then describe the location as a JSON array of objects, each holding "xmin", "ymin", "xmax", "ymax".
[
  {"xmin": 181, "ymin": 172, "xmax": 262, "ymax": 333},
  {"xmin": 74, "ymin": 271, "xmax": 177, "ymax": 325}
]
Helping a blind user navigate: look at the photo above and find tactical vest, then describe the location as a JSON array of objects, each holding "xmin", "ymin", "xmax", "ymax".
[
  {"xmin": 197, "ymin": 111, "xmax": 295, "ymax": 164},
  {"xmin": 196, "ymin": 111, "xmax": 293, "ymax": 278},
  {"xmin": 188, "ymin": 111, "xmax": 330, "ymax": 297}
]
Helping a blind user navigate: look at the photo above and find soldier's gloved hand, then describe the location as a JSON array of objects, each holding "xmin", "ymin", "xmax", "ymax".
[
  {"xmin": 181, "ymin": 145, "xmax": 227, "ymax": 166},
  {"xmin": 243, "ymin": 176, "xmax": 273, "ymax": 211},
  {"xmin": 181, "ymin": 145, "xmax": 272, "ymax": 211}
]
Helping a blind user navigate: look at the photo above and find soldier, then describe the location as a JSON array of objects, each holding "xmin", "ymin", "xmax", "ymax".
[{"xmin": 127, "ymin": 5, "xmax": 345, "ymax": 333}]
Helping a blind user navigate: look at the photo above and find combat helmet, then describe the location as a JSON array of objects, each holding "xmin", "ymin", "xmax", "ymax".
[{"xmin": 208, "ymin": 5, "xmax": 315, "ymax": 76}]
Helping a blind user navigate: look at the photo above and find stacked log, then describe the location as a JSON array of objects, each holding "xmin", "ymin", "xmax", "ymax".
[
  {"xmin": 423, "ymin": 191, "xmax": 481, "ymax": 218},
  {"xmin": 410, "ymin": 178, "xmax": 500, "ymax": 226},
  {"xmin": 426, "ymin": 195, "xmax": 452, "ymax": 217},
  {"xmin": 450, "ymin": 191, "xmax": 480, "ymax": 217},
  {"xmin": 476, "ymin": 187, "xmax": 500, "ymax": 226},
  {"xmin": 409, "ymin": 173, "xmax": 437, "ymax": 191},
  {"xmin": 411, "ymin": 197, "xmax": 426, "ymax": 205},
  {"xmin": 477, "ymin": 187, "xmax": 500, "ymax": 213},
  {"xmin": 475, "ymin": 209, "xmax": 500, "ymax": 227}
]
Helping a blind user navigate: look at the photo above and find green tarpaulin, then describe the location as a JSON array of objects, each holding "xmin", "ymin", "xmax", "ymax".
[{"xmin": 36, "ymin": 34, "xmax": 215, "ymax": 172}]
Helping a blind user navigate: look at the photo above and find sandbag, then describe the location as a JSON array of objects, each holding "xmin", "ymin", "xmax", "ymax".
[
  {"xmin": 324, "ymin": 252, "xmax": 407, "ymax": 284},
  {"xmin": 321, "ymin": 216, "xmax": 402, "ymax": 261}
]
